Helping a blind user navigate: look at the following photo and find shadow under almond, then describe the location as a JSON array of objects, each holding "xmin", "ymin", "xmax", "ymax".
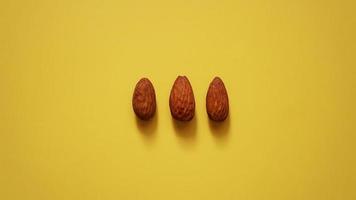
[
  {"xmin": 208, "ymin": 114, "xmax": 231, "ymax": 145},
  {"xmin": 135, "ymin": 112, "xmax": 158, "ymax": 145},
  {"xmin": 171, "ymin": 115, "xmax": 197, "ymax": 148}
]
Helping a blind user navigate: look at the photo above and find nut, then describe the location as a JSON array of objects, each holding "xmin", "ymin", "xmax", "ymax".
[
  {"xmin": 206, "ymin": 77, "xmax": 229, "ymax": 121},
  {"xmin": 169, "ymin": 76, "xmax": 195, "ymax": 121},
  {"xmin": 132, "ymin": 78, "xmax": 156, "ymax": 120}
]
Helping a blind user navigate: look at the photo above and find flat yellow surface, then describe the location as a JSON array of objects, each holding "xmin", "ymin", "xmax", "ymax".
[{"xmin": 1, "ymin": 0, "xmax": 356, "ymax": 199}]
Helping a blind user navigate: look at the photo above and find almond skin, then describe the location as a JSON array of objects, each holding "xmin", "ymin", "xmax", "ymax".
[
  {"xmin": 206, "ymin": 77, "xmax": 229, "ymax": 121},
  {"xmin": 169, "ymin": 76, "xmax": 195, "ymax": 121},
  {"xmin": 132, "ymin": 78, "xmax": 156, "ymax": 120}
]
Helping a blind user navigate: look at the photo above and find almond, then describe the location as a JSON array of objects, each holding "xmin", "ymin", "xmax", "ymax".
[
  {"xmin": 132, "ymin": 78, "xmax": 156, "ymax": 120},
  {"xmin": 169, "ymin": 76, "xmax": 195, "ymax": 121},
  {"xmin": 206, "ymin": 77, "xmax": 229, "ymax": 121}
]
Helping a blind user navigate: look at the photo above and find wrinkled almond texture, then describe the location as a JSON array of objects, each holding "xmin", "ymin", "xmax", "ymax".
[
  {"xmin": 206, "ymin": 77, "xmax": 229, "ymax": 121},
  {"xmin": 132, "ymin": 78, "xmax": 156, "ymax": 120},
  {"xmin": 169, "ymin": 76, "xmax": 195, "ymax": 121}
]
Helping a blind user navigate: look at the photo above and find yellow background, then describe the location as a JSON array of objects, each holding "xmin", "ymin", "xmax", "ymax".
[{"xmin": 1, "ymin": 0, "xmax": 356, "ymax": 199}]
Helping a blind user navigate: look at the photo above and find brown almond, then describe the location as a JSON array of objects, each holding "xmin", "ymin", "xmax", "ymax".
[
  {"xmin": 206, "ymin": 77, "xmax": 229, "ymax": 121},
  {"xmin": 132, "ymin": 78, "xmax": 156, "ymax": 120},
  {"xmin": 169, "ymin": 76, "xmax": 195, "ymax": 121}
]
